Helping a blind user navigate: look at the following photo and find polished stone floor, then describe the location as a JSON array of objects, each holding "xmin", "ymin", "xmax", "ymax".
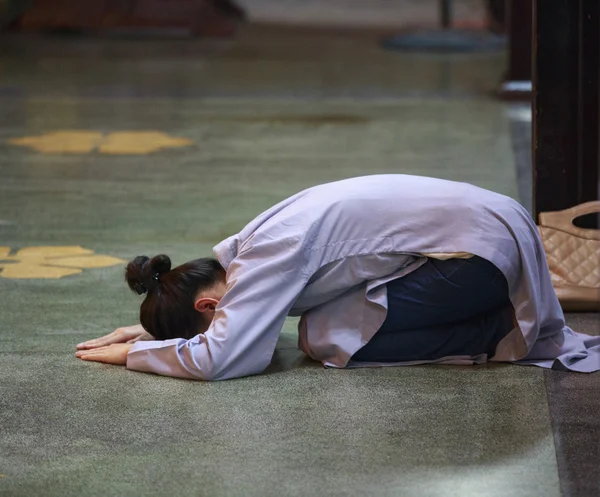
[{"xmin": 0, "ymin": 24, "xmax": 598, "ymax": 497}]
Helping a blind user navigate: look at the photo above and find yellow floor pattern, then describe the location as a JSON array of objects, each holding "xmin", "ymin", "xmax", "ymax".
[
  {"xmin": 0, "ymin": 246, "xmax": 124, "ymax": 278},
  {"xmin": 9, "ymin": 131, "xmax": 193, "ymax": 155}
]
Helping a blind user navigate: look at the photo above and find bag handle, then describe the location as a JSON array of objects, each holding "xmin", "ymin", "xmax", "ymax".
[{"xmin": 538, "ymin": 201, "xmax": 600, "ymax": 241}]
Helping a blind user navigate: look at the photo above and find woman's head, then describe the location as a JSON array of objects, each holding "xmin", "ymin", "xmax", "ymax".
[{"xmin": 125, "ymin": 254, "xmax": 226, "ymax": 340}]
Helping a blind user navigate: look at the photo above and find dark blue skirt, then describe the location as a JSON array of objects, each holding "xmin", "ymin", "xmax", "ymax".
[{"xmin": 352, "ymin": 256, "xmax": 514, "ymax": 363}]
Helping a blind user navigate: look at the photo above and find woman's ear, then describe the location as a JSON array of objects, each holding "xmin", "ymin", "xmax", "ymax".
[{"xmin": 194, "ymin": 297, "xmax": 219, "ymax": 313}]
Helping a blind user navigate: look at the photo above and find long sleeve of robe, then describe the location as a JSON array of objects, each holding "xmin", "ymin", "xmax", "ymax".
[{"xmin": 126, "ymin": 175, "xmax": 600, "ymax": 380}]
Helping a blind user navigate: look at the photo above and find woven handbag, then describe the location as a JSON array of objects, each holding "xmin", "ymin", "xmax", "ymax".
[{"xmin": 538, "ymin": 201, "xmax": 600, "ymax": 311}]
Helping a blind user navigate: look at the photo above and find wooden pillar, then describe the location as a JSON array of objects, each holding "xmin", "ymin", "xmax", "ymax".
[
  {"xmin": 532, "ymin": 0, "xmax": 599, "ymax": 225},
  {"xmin": 498, "ymin": 0, "xmax": 533, "ymax": 99}
]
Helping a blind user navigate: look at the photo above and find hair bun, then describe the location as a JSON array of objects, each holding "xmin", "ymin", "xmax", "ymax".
[
  {"xmin": 125, "ymin": 254, "xmax": 172, "ymax": 295},
  {"xmin": 149, "ymin": 254, "xmax": 171, "ymax": 276}
]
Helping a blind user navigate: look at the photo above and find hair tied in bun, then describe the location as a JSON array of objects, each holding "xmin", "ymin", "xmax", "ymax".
[
  {"xmin": 125, "ymin": 254, "xmax": 171, "ymax": 296},
  {"xmin": 134, "ymin": 282, "xmax": 148, "ymax": 295}
]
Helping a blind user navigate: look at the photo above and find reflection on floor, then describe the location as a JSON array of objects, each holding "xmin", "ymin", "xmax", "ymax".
[{"xmin": 0, "ymin": 24, "xmax": 598, "ymax": 497}]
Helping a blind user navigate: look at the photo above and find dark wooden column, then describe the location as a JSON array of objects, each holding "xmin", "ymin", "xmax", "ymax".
[
  {"xmin": 532, "ymin": 0, "xmax": 599, "ymax": 225},
  {"xmin": 498, "ymin": 0, "xmax": 533, "ymax": 99}
]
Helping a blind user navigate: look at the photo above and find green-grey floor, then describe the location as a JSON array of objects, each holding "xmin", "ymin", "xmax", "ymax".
[{"xmin": 0, "ymin": 25, "xmax": 598, "ymax": 497}]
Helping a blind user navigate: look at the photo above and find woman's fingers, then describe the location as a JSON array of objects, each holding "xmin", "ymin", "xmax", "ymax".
[
  {"xmin": 76, "ymin": 346, "xmax": 108, "ymax": 358},
  {"xmin": 76, "ymin": 339, "xmax": 105, "ymax": 350},
  {"xmin": 76, "ymin": 326, "xmax": 147, "ymax": 350},
  {"xmin": 80, "ymin": 354, "xmax": 108, "ymax": 363},
  {"xmin": 76, "ymin": 335, "xmax": 115, "ymax": 350},
  {"xmin": 77, "ymin": 346, "xmax": 113, "ymax": 363},
  {"xmin": 76, "ymin": 330, "xmax": 125, "ymax": 350}
]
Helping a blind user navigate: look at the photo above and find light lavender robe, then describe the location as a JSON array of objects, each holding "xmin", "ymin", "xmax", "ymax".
[{"xmin": 127, "ymin": 175, "xmax": 600, "ymax": 380}]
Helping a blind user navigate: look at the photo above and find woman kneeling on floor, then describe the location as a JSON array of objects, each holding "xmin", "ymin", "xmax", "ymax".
[{"xmin": 75, "ymin": 175, "xmax": 600, "ymax": 379}]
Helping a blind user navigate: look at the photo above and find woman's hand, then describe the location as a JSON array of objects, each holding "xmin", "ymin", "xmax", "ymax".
[
  {"xmin": 75, "ymin": 343, "xmax": 133, "ymax": 365},
  {"xmin": 76, "ymin": 324, "xmax": 153, "ymax": 350}
]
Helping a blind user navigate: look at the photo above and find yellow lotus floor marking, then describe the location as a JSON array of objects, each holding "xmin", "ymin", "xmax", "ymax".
[
  {"xmin": 0, "ymin": 246, "xmax": 125, "ymax": 279},
  {"xmin": 8, "ymin": 131, "xmax": 193, "ymax": 155},
  {"xmin": 9, "ymin": 131, "xmax": 104, "ymax": 154},
  {"xmin": 99, "ymin": 131, "xmax": 193, "ymax": 155}
]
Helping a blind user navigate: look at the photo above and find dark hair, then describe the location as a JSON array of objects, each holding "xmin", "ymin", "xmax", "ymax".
[{"xmin": 125, "ymin": 254, "xmax": 225, "ymax": 340}]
